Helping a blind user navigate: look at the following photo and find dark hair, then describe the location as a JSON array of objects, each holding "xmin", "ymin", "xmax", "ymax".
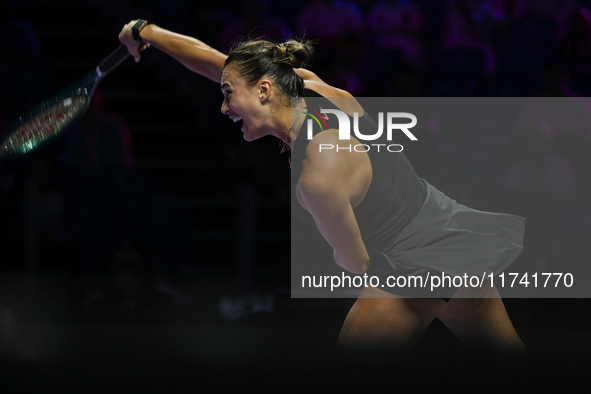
[{"xmin": 224, "ymin": 39, "xmax": 314, "ymax": 102}]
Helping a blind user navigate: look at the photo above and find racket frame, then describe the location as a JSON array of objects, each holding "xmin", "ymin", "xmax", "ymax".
[{"xmin": 0, "ymin": 45, "xmax": 130, "ymax": 160}]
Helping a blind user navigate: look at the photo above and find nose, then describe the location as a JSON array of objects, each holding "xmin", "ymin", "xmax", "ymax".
[{"xmin": 221, "ymin": 98, "xmax": 229, "ymax": 114}]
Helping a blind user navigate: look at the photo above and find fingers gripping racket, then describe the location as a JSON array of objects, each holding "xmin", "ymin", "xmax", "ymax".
[{"xmin": 0, "ymin": 45, "xmax": 131, "ymax": 160}]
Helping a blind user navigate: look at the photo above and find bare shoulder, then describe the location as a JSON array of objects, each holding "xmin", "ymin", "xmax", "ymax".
[
  {"xmin": 294, "ymin": 68, "xmax": 364, "ymax": 116},
  {"xmin": 294, "ymin": 68, "xmax": 323, "ymax": 83},
  {"xmin": 298, "ymin": 129, "xmax": 371, "ymax": 206},
  {"xmin": 294, "ymin": 68, "xmax": 352, "ymax": 98},
  {"xmin": 303, "ymin": 129, "xmax": 343, "ymax": 171},
  {"xmin": 297, "ymin": 129, "xmax": 348, "ymax": 202}
]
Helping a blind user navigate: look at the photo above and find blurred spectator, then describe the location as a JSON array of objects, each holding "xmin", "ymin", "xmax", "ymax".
[
  {"xmin": 492, "ymin": 0, "xmax": 564, "ymax": 95},
  {"xmin": 217, "ymin": 0, "xmax": 292, "ymax": 53},
  {"xmin": 191, "ymin": 3, "xmax": 237, "ymax": 49},
  {"xmin": 22, "ymin": 155, "xmax": 68, "ymax": 272},
  {"xmin": 0, "ymin": 0, "xmax": 55, "ymax": 124},
  {"xmin": 88, "ymin": 0, "xmax": 136, "ymax": 26},
  {"xmin": 327, "ymin": 33, "xmax": 371, "ymax": 96},
  {"xmin": 0, "ymin": 106, "xmax": 6, "ymax": 135},
  {"xmin": 0, "ymin": 161, "xmax": 20, "ymax": 272},
  {"xmin": 390, "ymin": 62, "xmax": 425, "ymax": 97},
  {"xmin": 85, "ymin": 249, "xmax": 181, "ymax": 325},
  {"xmin": 428, "ymin": 46, "xmax": 488, "ymax": 96},
  {"xmin": 65, "ymin": 88, "xmax": 134, "ymax": 178},
  {"xmin": 368, "ymin": 0, "xmax": 426, "ymax": 70},
  {"xmin": 501, "ymin": 95, "xmax": 591, "ymax": 269},
  {"xmin": 555, "ymin": 6, "xmax": 591, "ymax": 96},
  {"xmin": 145, "ymin": 0, "xmax": 192, "ymax": 35},
  {"xmin": 0, "ymin": 0, "xmax": 62, "ymax": 273},
  {"xmin": 296, "ymin": 1, "xmax": 366, "ymax": 93},
  {"xmin": 536, "ymin": 60, "xmax": 580, "ymax": 97},
  {"xmin": 512, "ymin": 0, "xmax": 576, "ymax": 40},
  {"xmin": 441, "ymin": 0, "xmax": 504, "ymax": 75},
  {"xmin": 62, "ymin": 89, "xmax": 154, "ymax": 278},
  {"xmin": 89, "ymin": 0, "xmax": 192, "ymax": 33},
  {"xmin": 515, "ymin": 86, "xmax": 591, "ymax": 194},
  {"xmin": 0, "ymin": 0, "xmax": 41, "ymax": 67},
  {"xmin": 296, "ymin": 0, "xmax": 364, "ymax": 44}
]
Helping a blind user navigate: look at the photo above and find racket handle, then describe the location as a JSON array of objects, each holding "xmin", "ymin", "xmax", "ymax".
[{"xmin": 97, "ymin": 45, "xmax": 131, "ymax": 77}]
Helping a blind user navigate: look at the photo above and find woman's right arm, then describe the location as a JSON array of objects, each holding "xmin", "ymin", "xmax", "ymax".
[{"xmin": 118, "ymin": 20, "xmax": 227, "ymax": 83}]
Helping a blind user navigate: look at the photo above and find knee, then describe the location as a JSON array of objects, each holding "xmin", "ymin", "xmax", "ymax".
[{"xmin": 338, "ymin": 297, "xmax": 443, "ymax": 350}]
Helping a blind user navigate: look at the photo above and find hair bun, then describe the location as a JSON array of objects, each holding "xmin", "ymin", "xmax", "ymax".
[{"xmin": 274, "ymin": 40, "xmax": 314, "ymax": 68}]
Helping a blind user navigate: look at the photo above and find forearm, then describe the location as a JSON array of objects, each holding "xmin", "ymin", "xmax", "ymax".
[
  {"xmin": 119, "ymin": 21, "xmax": 227, "ymax": 83},
  {"xmin": 141, "ymin": 25, "xmax": 226, "ymax": 82}
]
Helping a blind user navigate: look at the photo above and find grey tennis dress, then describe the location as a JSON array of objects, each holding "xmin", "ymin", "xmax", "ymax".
[{"xmin": 291, "ymin": 89, "xmax": 525, "ymax": 299}]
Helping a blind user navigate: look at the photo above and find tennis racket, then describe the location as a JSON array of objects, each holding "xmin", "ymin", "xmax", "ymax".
[{"xmin": 0, "ymin": 45, "xmax": 131, "ymax": 160}]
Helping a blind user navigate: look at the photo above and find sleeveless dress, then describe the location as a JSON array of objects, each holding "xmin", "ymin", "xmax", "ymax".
[{"xmin": 291, "ymin": 89, "xmax": 525, "ymax": 298}]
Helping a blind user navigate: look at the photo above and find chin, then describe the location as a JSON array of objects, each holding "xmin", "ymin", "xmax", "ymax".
[
  {"xmin": 241, "ymin": 127, "xmax": 252, "ymax": 141},
  {"xmin": 243, "ymin": 133, "xmax": 262, "ymax": 142},
  {"xmin": 241, "ymin": 126, "xmax": 262, "ymax": 142}
]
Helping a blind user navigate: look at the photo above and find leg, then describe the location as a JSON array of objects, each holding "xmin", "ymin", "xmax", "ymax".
[
  {"xmin": 437, "ymin": 284, "xmax": 526, "ymax": 354},
  {"xmin": 338, "ymin": 286, "xmax": 447, "ymax": 350}
]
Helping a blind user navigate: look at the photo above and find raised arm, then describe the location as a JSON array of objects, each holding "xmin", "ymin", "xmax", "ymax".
[{"xmin": 118, "ymin": 20, "xmax": 227, "ymax": 83}]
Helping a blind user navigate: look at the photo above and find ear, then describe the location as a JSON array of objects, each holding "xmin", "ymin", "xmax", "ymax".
[{"xmin": 258, "ymin": 79, "xmax": 272, "ymax": 103}]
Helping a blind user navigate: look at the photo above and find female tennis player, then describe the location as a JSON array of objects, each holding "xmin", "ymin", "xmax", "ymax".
[{"xmin": 118, "ymin": 20, "xmax": 526, "ymax": 352}]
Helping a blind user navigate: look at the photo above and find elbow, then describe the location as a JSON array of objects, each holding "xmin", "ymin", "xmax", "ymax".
[
  {"xmin": 349, "ymin": 261, "xmax": 369, "ymax": 275},
  {"xmin": 344, "ymin": 265, "xmax": 368, "ymax": 275},
  {"xmin": 335, "ymin": 252, "xmax": 369, "ymax": 274}
]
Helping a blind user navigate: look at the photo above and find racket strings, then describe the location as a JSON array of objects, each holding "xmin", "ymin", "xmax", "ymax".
[{"xmin": 1, "ymin": 95, "xmax": 87, "ymax": 156}]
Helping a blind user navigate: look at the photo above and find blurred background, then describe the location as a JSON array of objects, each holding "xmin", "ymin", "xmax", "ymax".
[{"xmin": 0, "ymin": 0, "xmax": 590, "ymax": 389}]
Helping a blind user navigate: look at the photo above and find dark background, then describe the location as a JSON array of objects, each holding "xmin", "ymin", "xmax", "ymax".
[{"xmin": 1, "ymin": 0, "xmax": 590, "ymax": 390}]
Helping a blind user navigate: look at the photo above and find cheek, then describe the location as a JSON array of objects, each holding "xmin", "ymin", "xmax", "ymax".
[{"xmin": 234, "ymin": 97, "xmax": 247, "ymax": 114}]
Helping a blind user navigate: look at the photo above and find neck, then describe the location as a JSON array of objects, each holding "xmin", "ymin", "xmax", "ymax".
[{"xmin": 285, "ymin": 98, "xmax": 306, "ymax": 147}]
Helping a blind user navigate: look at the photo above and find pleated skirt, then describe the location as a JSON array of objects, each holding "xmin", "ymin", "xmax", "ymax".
[{"xmin": 366, "ymin": 180, "xmax": 525, "ymax": 298}]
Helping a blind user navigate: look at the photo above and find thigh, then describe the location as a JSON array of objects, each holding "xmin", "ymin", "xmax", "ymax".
[
  {"xmin": 437, "ymin": 284, "xmax": 526, "ymax": 353},
  {"xmin": 338, "ymin": 286, "xmax": 447, "ymax": 350}
]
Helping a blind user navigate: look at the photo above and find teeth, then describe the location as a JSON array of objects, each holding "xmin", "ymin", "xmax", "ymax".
[{"xmin": 232, "ymin": 117, "xmax": 242, "ymax": 123}]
